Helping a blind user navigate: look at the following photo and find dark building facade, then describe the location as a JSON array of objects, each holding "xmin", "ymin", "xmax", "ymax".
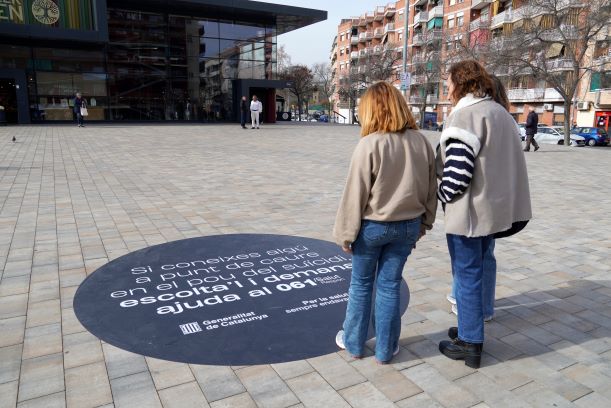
[{"xmin": 0, "ymin": 0, "xmax": 326, "ymax": 123}]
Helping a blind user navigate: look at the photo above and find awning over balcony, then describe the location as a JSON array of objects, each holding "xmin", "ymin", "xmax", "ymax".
[{"xmin": 546, "ymin": 42, "xmax": 564, "ymax": 58}]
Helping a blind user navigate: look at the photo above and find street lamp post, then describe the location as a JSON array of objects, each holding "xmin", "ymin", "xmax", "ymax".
[{"xmin": 402, "ymin": 0, "xmax": 409, "ymax": 98}]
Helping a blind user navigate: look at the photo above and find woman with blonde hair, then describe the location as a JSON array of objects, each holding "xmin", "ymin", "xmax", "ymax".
[{"xmin": 333, "ymin": 81, "xmax": 438, "ymax": 364}]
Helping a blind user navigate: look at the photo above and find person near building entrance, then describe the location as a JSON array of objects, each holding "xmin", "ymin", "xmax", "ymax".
[
  {"xmin": 524, "ymin": 106, "xmax": 539, "ymax": 152},
  {"xmin": 240, "ymin": 96, "xmax": 249, "ymax": 129},
  {"xmin": 250, "ymin": 95, "xmax": 262, "ymax": 129},
  {"xmin": 74, "ymin": 92, "xmax": 87, "ymax": 128}
]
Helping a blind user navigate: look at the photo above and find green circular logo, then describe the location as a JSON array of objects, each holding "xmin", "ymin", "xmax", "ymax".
[{"xmin": 32, "ymin": 0, "xmax": 60, "ymax": 25}]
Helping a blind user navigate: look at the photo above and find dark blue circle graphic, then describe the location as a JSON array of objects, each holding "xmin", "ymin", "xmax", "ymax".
[{"xmin": 74, "ymin": 234, "xmax": 409, "ymax": 365}]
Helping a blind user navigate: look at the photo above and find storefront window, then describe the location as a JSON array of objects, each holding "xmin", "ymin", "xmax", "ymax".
[{"xmin": 0, "ymin": 0, "xmax": 97, "ymax": 30}]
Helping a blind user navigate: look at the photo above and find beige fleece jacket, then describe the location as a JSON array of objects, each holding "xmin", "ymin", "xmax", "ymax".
[{"xmin": 333, "ymin": 130, "xmax": 438, "ymax": 247}]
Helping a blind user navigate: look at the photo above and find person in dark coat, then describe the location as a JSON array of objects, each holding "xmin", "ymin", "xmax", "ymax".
[
  {"xmin": 240, "ymin": 96, "xmax": 248, "ymax": 129},
  {"xmin": 74, "ymin": 92, "xmax": 86, "ymax": 128},
  {"xmin": 523, "ymin": 106, "xmax": 539, "ymax": 152}
]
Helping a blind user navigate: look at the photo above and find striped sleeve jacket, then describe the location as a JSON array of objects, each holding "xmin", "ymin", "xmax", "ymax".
[{"xmin": 437, "ymin": 138, "xmax": 476, "ymax": 203}]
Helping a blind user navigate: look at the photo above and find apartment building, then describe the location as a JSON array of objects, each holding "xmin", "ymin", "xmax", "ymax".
[{"xmin": 332, "ymin": 0, "xmax": 610, "ymax": 130}]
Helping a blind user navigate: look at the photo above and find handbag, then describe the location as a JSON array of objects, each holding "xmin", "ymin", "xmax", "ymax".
[{"xmin": 80, "ymin": 106, "xmax": 89, "ymax": 117}]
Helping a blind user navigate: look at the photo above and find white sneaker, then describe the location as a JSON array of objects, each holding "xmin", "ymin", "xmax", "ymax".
[
  {"xmin": 393, "ymin": 345, "xmax": 401, "ymax": 356},
  {"xmin": 446, "ymin": 294, "xmax": 456, "ymax": 305},
  {"xmin": 484, "ymin": 314, "xmax": 494, "ymax": 322},
  {"xmin": 451, "ymin": 304, "xmax": 458, "ymax": 316},
  {"xmin": 335, "ymin": 330, "xmax": 345, "ymax": 349}
]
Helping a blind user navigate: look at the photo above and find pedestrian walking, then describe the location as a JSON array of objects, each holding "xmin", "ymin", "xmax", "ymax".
[
  {"xmin": 250, "ymin": 95, "xmax": 262, "ymax": 129},
  {"xmin": 74, "ymin": 92, "xmax": 87, "ymax": 128},
  {"xmin": 240, "ymin": 96, "xmax": 249, "ymax": 129},
  {"xmin": 333, "ymin": 82, "xmax": 438, "ymax": 364},
  {"xmin": 436, "ymin": 60, "xmax": 532, "ymax": 368},
  {"xmin": 524, "ymin": 106, "xmax": 539, "ymax": 151}
]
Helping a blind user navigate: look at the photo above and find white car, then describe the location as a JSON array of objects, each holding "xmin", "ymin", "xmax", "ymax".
[{"xmin": 535, "ymin": 126, "xmax": 586, "ymax": 146}]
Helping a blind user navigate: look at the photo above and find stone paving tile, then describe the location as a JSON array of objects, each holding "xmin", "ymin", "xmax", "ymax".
[
  {"xmin": 158, "ymin": 382, "xmax": 210, "ymax": 408},
  {"xmin": 65, "ymin": 361, "xmax": 113, "ymax": 408},
  {"xmin": 16, "ymin": 392, "xmax": 66, "ymax": 408},
  {"xmin": 0, "ymin": 381, "xmax": 18, "ymax": 408},
  {"xmin": 307, "ymin": 353, "xmax": 367, "ymax": 390},
  {"xmin": 63, "ymin": 330, "xmax": 104, "ymax": 369},
  {"xmin": 235, "ymin": 365, "xmax": 300, "ymax": 408},
  {"xmin": 17, "ymin": 353, "xmax": 64, "ymax": 403},
  {"xmin": 191, "ymin": 365, "xmax": 246, "ymax": 402},
  {"xmin": 286, "ymin": 372, "xmax": 349, "ymax": 408},
  {"xmin": 146, "ymin": 357, "xmax": 195, "ymax": 390},
  {"xmin": 0, "ymin": 316, "xmax": 26, "ymax": 347},
  {"xmin": 102, "ymin": 343, "xmax": 148, "ymax": 380},
  {"xmin": 209, "ymin": 393, "xmax": 257, "ymax": 408},
  {"xmin": 1, "ymin": 125, "xmax": 611, "ymax": 408},
  {"xmin": 22, "ymin": 323, "xmax": 62, "ymax": 360},
  {"xmin": 338, "ymin": 382, "xmax": 395, "ymax": 408},
  {"xmin": 110, "ymin": 372, "xmax": 162, "ymax": 408}
]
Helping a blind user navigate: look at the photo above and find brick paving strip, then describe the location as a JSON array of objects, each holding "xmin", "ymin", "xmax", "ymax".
[{"xmin": 0, "ymin": 124, "xmax": 610, "ymax": 408}]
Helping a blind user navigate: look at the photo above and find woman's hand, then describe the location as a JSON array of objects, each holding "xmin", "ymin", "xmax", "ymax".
[{"xmin": 342, "ymin": 245, "xmax": 353, "ymax": 254}]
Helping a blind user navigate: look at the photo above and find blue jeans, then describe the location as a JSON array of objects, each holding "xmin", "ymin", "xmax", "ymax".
[
  {"xmin": 446, "ymin": 234, "xmax": 495, "ymax": 344},
  {"xmin": 342, "ymin": 218, "xmax": 420, "ymax": 362},
  {"xmin": 450, "ymin": 239, "xmax": 496, "ymax": 319}
]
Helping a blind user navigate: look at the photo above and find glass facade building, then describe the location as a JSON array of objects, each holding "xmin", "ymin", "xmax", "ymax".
[{"xmin": 0, "ymin": 0, "xmax": 325, "ymax": 123}]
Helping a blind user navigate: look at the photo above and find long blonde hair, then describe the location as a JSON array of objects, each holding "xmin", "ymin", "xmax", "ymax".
[{"xmin": 359, "ymin": 81, "xmax": 418, "ymax": 137}]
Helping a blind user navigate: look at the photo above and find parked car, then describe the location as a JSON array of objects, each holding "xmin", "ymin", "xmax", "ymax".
[
  {"xmin": 570, "ymin": 127, "xmax": 610, "ymax": 146},
  {"xmin": 536, "ymin": 126, "xmax": 586, "ymax": 146}
]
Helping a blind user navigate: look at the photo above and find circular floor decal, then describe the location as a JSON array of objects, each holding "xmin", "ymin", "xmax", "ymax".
[{"xmin": 74, "ymin": 234, "xmax": 409, "ymax": 365}]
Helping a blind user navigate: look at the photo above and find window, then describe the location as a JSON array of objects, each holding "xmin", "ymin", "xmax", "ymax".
[
  {"xmin": 457, "ymin": 15, "xmax": 464, "ymax": 27},
  {"xmin": 340, "ymin": 34, "xmax": 344, "ymax": 41},
  {"xmin": 447, "ymin": 17, "xmax": 455, "ymax": 29},
  {"xmin": 590, "ymin": 71, "xmax": 611, "ymax": 91}
]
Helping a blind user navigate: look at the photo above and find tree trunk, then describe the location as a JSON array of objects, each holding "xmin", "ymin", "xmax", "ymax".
[
  {"xmin": 297, "ymin": 96, "xmax": 302, "ymax": 121},
  {"xmin": 563, "ymin": 99, "xmax": 572, "ymax": 146}
]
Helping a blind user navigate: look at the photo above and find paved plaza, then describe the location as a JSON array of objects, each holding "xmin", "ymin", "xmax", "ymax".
[{"xmin": 1, "ymin": 123, "xmax": 610, "ymax": 408}]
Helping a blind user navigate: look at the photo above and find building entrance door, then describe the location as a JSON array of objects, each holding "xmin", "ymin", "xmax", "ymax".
[
  {"xmin": 0, "ymin": 69, "xmax": 30, "ymax": 124},
  {"xmin": 0, "ymin": 78, "xmax": 19, "ymax": 124}
]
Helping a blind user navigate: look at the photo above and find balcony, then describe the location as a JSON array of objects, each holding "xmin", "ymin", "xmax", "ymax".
[
  {"xmin": 385, "ymin": 3, "xmax": 396, "ymax": 17},
  {"xmin": 359, "ymin": 32, "xmax": 368, "ymax": 42},
  {"xmin": 372, "ymin": 45, "xmax": 384, "ymax": 54},
  {"xmin": 350, "ymin": 51, "xmax": 359, "ymax": 59},
  {"xmin": 351, "ymin": 35, "xmax": 359, "ymax": 44},
  {"xmin": 358, "ymin": 17, "xmax": 367, "ymax": 27},
  {"xmin": 469, "ymin": 17, "xmax": 490, "ymax": 32},
  {"xmin": 546, "ymin": 58, "xmax": 574, "ymax": 72},
  {"xmin": 427, "ymin": 95, "xmax": 439, "ymax": 104},
  {"xmin": 384, "ymin": 23, "xmax": 395, "ymax": 33},
  {"xmin": 491, "ymin": 11, "xmax": 513, "ymax": 28},
  {"xmin": 412, "ymin": 33, "xmax": 424, "ymax": 46},
  {"xmin": 540, "ymin": 24, "xmax": 579, "ymax": 41},
  {"xmin": 359, "ymin": 49, "xmax": 368, "ymax": 57},
  {"xmin": 472, "ymin": 0, "xmax": 494, "ymax": 9},
  {"xmin": 412, "ymin": 54, "xmax": 426, "ymax": 64},
  {"xmin": 490, "ymin": 36, "xmax": 518, "ymax": 51},
  {"xmin": 366, "ymin": 12, "xmax": 375, "ymax": 22},
  {"xmin": 414, "ymin": 11, "xmax": 428, "ymax": 26},
  {"xmin": 414, "ymin": 0, "xmax": 427, "ymax": 6},
  {"xmin": 365, "ymin": 31, "xmax": 374, "ymax": 40},
  {"xmin": 507, "ymin": 88, "xmax": 545, "ymax": 102},
  {"xmin": 409, "ymin": 95, "xmax": 425, "ymax": 104},
  {"xmin": 596, "ymin": 88, "xmax": 611, "ymax": 106},
  {"xmin": 411, "ymin": 74, "xmax": 426, "ymax": 85},
  {"xmin": 374, "ymin": 28, "xmax": 384, "ymax": 38},
  {"xmin": 375, "ymin": 6, "xmax": 385, "ymax": 21},
  {"xmin": 428, "ymin": 5, "xmax": 444, "ymax": 20},
  {"xmin": 425, "ymin": 29, "xmax": 443, "ymax": 43}
]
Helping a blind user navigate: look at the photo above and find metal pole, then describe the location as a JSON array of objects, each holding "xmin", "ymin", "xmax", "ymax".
[{"xmin": 402, "ymin": 0, "xmax": 409, "ymax": 98}]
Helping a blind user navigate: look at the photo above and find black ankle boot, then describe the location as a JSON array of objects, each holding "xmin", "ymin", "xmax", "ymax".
[
  {"xmin": 448, "ymin": 327, "xmax": 458, "ymax": 340},
  {"xmin": 439, "ymin": 339, "xmax": 483, "ymax": 368}
]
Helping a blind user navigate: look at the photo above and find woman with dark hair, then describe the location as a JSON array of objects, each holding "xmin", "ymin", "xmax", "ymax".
[{"xmin": 437, "ymin": 60, "xmax": 531, "ymax": 368}]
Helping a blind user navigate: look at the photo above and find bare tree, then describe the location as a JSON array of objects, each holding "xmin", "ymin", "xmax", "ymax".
[
  {"xmin": 337, "ymin": 43, "xmax": 402, "ymax": 123},
  {"xmin": 462, "ymin": 0, "xmax": 610, "ymax": 145},
  {"xmin": 279, "ymin": 65, "xmax": 316, "ymax": 121},
  {"xmin": 409, "ymin": 31, "xmax": 444, "ymax": 128},
  {"xmin": 312, "ymin": 62, "xmax": 335, "ymax": 113},
  {"xmin": 277, "ymin": 45, "xmax": 292, "ymax": 74}
]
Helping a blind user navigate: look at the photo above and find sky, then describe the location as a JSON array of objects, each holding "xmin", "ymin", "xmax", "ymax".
[{"xmin": 264, "ymin": 0, "xmax": 389, "ymax": 66}]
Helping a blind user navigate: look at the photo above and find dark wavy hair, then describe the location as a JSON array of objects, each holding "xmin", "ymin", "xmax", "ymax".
[
  {"xmin": 448, "ymin": 60, "xmax": 495, "ymax": 104},
  {"xmin": 490, "ymin": 75, "xmax": 510, "ymax": 111}
]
